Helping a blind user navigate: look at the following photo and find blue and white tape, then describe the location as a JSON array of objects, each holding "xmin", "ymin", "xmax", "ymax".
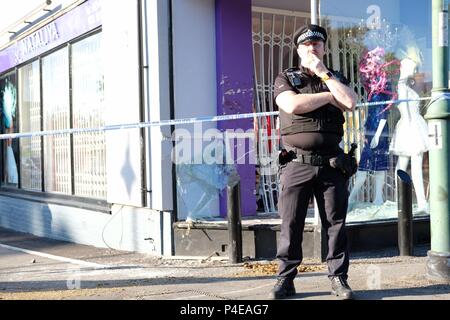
[{"xmin": 0, "ymin": 96, "xmax": 437, "ymax": 141}]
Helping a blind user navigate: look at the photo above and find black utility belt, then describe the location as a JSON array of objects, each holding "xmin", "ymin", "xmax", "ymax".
[
  {"xmin": 279, "ymin": 144, "xmax": 359, "ymax": 179},
  {"xmin": 278, "ymin": 146, "xmax": 339, "ymax": 167},
  {"xmin": 291, "ymin": 153, "xmax": 335, "ymax": 166}
]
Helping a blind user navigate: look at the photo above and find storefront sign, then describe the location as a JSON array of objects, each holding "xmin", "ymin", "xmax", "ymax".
[
  {"xmin": 0, "ymin": 0, "xmax": 101, "ymax": 74},
  {"xmin": 16, "ymin": 22, "xmax": 60, "ymax": 63}
]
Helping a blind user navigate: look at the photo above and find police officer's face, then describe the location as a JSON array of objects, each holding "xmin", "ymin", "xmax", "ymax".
[{"xmin": 297, "ymin": 40, "xmax": 325, "ymax": 60}]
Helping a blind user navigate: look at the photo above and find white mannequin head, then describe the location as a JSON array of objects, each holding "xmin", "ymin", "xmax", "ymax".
[{"xmin": 399, "ymin": 58, "xmax": 417, "ymax": 80}]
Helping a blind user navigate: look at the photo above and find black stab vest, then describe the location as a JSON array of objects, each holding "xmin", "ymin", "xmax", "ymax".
[{"xmin": 279, "ymin": 67, "xmax": 345, "ymax": 137}]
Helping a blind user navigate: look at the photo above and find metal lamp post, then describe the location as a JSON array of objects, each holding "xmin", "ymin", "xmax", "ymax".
[{"xmin": 424, "ymin": 0, "xmax": 450, "ymax": 281}]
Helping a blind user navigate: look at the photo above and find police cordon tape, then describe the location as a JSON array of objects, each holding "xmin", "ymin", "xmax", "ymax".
[{"xmin": 0, "ymin": 95, "xmax": 447, "ymax": 141}]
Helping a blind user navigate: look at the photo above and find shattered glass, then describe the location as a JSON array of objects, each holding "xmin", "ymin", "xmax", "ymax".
[{"xmin": 176, "ymin": 160, "xmax": 238, "ymax": 222}]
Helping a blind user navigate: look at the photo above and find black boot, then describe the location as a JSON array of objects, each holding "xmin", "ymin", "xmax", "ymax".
[
  {"xmin": 330, "ymin": 276, "xmax": 354, "ymax": 300},
  {"xmin": 269, "ymin": 277, "xmax": 296, "ymax": 299}
]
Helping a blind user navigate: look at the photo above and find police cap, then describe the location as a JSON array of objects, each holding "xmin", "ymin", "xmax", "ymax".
[{"xmin": 294, "ymin": 24, "xmax": 328, "ymax": 45}]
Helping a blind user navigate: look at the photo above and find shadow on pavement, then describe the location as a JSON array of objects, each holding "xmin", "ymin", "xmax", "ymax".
[
  {"xmin": 0, "ymin": 275, "xmax": 279, "ymax": 294},
  {"xmin": 350, "ymin": 245, "xmax": 430, "ymax": 261},
  {"xmin": 273, "ymin": 284, "xmax": 450, "ymax": 300},
  {"xmin": 354, "ymin": 284, "xmax": 450, "ymax": 300},
  {"xmin": 1, "ymin": 279, "xmax": 449, "ymax": 300}
]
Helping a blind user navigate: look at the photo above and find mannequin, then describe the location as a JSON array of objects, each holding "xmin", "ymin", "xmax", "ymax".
[
  {"xmin": 349, "ymin": 92, "xmax": 391, "ymax": 206},
  {"xmin": 349, "ymin": 47, "xmax": 398, "ymax": 208},
  {"xmin": 1, "ymin": 79, "xmax": 18, "ymax": 184},
  {"xmin": 389, "ymin": 57, "xmax": 429, "ymax": 213}
]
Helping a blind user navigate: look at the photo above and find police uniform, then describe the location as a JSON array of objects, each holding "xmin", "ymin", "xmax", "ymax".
[{"xmin": 274, "ymin": 65, "xmax": 351, "ymax": 281}]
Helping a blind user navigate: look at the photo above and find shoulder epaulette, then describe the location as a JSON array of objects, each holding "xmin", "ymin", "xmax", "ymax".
[{"xmin": 283, "ymin": 67, "xmax": 301, "ymax": 73}]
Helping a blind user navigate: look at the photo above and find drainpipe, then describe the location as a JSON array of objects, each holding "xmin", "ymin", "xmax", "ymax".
[
  {"xmin": 138, "ymin": 0, "xmax": 151, "ymax": 208},
  {"xmin": 424, "ymin": 0, "xmax": 450, "ymax": 281}
]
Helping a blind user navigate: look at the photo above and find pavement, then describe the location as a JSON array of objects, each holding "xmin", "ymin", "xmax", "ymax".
[{"xmin": 0, "ymin": 226, "xmax": 449, "ymax": 302}]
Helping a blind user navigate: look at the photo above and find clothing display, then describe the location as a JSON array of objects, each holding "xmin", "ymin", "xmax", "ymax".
[
  {"xmin": 6, "ymin": 146, "xmax": 18, "ymax": 184},
  {"xmin": 389, "ymin": 80, "xmax": 429, "ymax": 156},
  {"xmin": 391, "ymin": 57, "xmax": 429, "ymax": 213},
  {"xmin": 358, "ymin": 92, "xmax": 391, "ymax": 172}
]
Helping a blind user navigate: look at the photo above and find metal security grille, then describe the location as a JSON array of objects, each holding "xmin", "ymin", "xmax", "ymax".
[
  {"xmin": 42, "ymin": 47, "xmax": 72, "ymax": 195},
  {"xmin": 252, "ymin": 7, "xmax": 311, "ymax": 214},
  {"xmin": 72, "ymin": 32, "xmax": 107, "ymax": 199},
  {"xmin": 19, "ymin": 61, "xmax": 42, "ymax": 191},
  {"xmin": 252, "ymin": 7, "xmax": 397, "ymax": 215}
]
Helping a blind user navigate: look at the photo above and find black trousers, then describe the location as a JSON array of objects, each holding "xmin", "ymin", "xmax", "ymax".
[{"xmin": 276, "ymin": 160, "xmax": 350, "ymax": 280}]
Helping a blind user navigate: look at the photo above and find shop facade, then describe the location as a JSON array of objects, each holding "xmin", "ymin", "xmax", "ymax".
[
  {"xmin": 0, "ymin": 0, "xmax": 174, "ymax": 255},
  {"xmin": 0, "ymin": 0, "xmax": 441, "ymax": 257}
]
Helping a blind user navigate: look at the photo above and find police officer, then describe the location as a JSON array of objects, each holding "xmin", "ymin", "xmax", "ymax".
[{"xmin": 270, "ymin": 24, "xmax": 358, "ymax": 300}]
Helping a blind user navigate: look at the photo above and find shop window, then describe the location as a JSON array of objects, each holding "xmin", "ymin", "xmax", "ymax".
[
  {"xmin": 0, "ymin": 73, "xmax": 19, "ymax": 188},
  {"xmin": 42, "ymin": 47, "xmax": 71, "ymax": 195},
  {"xmin": 1, "ymin": 32, "xmax": 106, "ymax": 201},
  {"xmin": 252, "ymin": 1, "xmax": 432, "ymax": 222},
  {"xmin": 321, "ymin": 0, "xmax": 431, "ymax": 223},
  {"xmin": 19, "ymin": 61, "xmax": 42, "ymax": 191},
  {"xmin": 71, "ymin": 33, "xmax": 106, "ymax": 199}
]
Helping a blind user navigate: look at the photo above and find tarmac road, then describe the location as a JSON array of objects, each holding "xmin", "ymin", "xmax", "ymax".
[{"xmin": 0, "ymin": 227, "xmax": 449, "ymax": 301}]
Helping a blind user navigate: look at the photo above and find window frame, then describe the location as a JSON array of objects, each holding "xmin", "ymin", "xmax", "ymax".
[{"xmin": 0, "ymin": 27, "xmax": 111, "ymax": 213}]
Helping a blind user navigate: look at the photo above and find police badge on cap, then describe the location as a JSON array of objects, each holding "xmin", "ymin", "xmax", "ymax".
[{"xmin": 294, "ymin": 24, "xmax": 328, "ymax": 45}]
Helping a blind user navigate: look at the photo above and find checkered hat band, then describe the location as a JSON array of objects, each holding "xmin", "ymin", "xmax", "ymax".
[{"xmin": 297, "ymin": 30, "xmax": 325, "ymax": 44}]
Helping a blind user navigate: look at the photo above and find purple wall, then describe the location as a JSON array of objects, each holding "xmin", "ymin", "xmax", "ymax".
[
  {"xmin": 216, "ymin": 0, "xmax": 256, "ymax": 217},
  {"xmin": 0, "ymin": 0, "xmax": 101, "ymax": 74}
]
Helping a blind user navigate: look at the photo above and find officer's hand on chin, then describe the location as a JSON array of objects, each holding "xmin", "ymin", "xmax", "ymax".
[{"xmin": 300, "ymin": 53, "xmax": 326, "ymax": 75}]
